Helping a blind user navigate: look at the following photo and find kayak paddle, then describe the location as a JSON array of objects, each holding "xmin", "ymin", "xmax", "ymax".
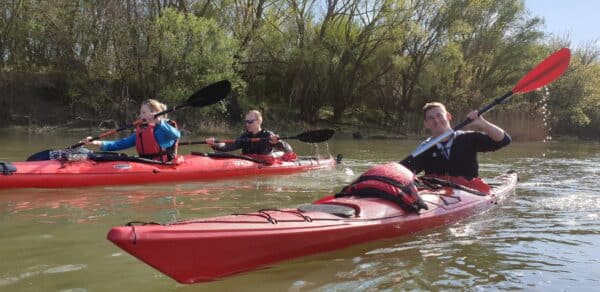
[
  {"xmin": 401, "ymin": 47, "xmax": 571, "ymax": 164},
  {"xmin": 26, "ymin": 80, "xmax": 232, "ymax": 161},
  {"xmin": 179, "ymin": 129, "xmax": 336, "ymax": 146}
]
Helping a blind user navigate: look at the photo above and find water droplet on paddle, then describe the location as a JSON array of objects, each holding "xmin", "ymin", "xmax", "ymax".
[{"xmin": 540, "ymin": 86, "xmax": 553, "ymax": 144}]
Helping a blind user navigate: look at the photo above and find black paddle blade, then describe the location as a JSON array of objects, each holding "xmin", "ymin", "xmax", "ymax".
[
  {"xmin": 186, "ymin": 80, "xmax": 231, "ymax": 107},
  {"xmin": 26, "ymin": 150, "xmax": 52, "ymax": 161},
  {"xmin": 295, "ymin": 129, "xmax": 335, "ymax": 143}
]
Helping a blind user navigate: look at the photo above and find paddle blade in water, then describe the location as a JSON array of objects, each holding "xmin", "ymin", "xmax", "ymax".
[
  {"xmin": 186, "ymin": 80, "xmax": 231, "ymax": 107},
  {"xmin": 296, "ymin": 129, "xmax": 335, "ymax": 143},
  {"xmin": 512, "ymin": 48, "xmax": 571, "ymax": 94},
  {"xmin": 26, "ymin": 150, "xmax": 52, "ymax": 161}
]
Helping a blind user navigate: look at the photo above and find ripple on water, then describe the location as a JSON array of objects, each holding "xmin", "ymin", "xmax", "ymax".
[
  {"xmin": 43, "ymin": 264, "xmax": 87, "ymax": 274},
  {"xmin": 0, "ymin": 264, "xmax": 87, "ymax": 288},
  {"xmin": 0, "ymin": 263, "xmax": 88, "ymax": 287},
  {"xmin": 0, "ymin": 277, "xmax": 19, "ymax": 287},
  {"xmin": 538, "ymin": 192, "xmax": 600, "ymax": 211}
]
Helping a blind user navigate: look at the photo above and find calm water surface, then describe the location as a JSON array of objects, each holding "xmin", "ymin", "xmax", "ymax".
[{"xmin": 1, "ymin": 130, "xmax": 599, "ymax": 291}]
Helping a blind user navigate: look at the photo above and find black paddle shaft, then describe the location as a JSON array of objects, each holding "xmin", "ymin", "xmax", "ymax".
[
  {"xmin": 179, "ymin": 129, "xmax": 335, "ymax": 146},
  {"xmin": 26, "ymin": 80, "xmax": 231, "ymax": 161},
  {"xmin": 452, "ymin": 91, "xmax": 513, "ymax": 131}
]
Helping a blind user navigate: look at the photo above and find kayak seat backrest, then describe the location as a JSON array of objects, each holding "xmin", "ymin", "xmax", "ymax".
[
  {"xmin": 1, "ymin": 161, "xmax": 17, "ymax": 175},
  {"xmin": 298, "ymin": 203, "xmax": 356, "ymax": 218}
]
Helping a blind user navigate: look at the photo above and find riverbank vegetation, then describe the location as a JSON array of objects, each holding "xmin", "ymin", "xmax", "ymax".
[{"xmin": 1, "ymin": 0, "xmax": 599, "ymax": 140}]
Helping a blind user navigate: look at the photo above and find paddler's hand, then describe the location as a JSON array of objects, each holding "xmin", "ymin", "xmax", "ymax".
[
  {"xmin": 466, "ymin": 110, "xmax": 486, "ymax": 128},
  {"xmin": 81, "ymin": 136, "xmax": 102, "ymax": 148},
  {"xmin": 269, "ymin": 134, "xmax": 280, "ymax": 145},
  {"xmin": 466, "ymin": 110, "xmax": 507, "ymax": 141},
  {"xmin": 206, "ymin": 137, "xmax": 225, "ymax": 148}
]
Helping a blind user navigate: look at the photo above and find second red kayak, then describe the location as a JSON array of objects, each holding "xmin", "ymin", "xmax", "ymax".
[
  {"xmin": 0, "ymin": 153, "xmax": 337, "ymax": 189},
  {"xmin": 107, "ymin": 169, "xmax": 517, "ymax": 284}
]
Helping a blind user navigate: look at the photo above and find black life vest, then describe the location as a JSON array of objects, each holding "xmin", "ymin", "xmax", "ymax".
[
  {"xmin": 135, "ymin": 121, "xmax": 178, "ymax": 162},
  {"xmin": 336, "ymin": 162, "xmax": 428, "ymax": 212}
]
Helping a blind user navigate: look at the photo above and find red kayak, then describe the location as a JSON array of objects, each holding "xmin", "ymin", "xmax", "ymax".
[
  {"xmin": 107, "ymin": 168, "xmax": 517, "ymax": 284},
  {"xmin": 0, "ymin": 153, "xmax": 337, "ymax": 189}
]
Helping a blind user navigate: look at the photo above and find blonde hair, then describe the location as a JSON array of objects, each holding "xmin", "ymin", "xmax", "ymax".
[
  {"xmin": 247, "ymin": 110, "xmax": 263, "ymax": 122},
  {"xmin": 142, "ymin": 99, "xmax": 168, "ymax": 118},
  {"xmin": 422, "ymin": 102, "xmax": 447, "ymax": 119}
]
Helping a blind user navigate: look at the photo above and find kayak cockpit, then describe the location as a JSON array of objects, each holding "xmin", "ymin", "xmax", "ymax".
[
  {"xmin": 297, "ymin": 203, "xmax": 356, "ymax": 217},
  {"xmin": 298, "ymin": 197, "xmax": 410, "ymax": 219}
]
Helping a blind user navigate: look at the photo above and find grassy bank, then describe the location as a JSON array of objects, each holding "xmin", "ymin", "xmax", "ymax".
[{"xmin": 1, "ymin": 111, "xmax": 561, "ymax": 143}]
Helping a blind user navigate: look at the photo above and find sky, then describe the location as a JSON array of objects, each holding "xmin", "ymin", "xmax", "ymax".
[{"xmin": 525, "ymin": 0, "xmax": 600, "ymax": 47}]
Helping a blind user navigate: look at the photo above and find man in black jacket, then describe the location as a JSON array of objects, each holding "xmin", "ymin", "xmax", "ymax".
[
  {"xmin": 206, "ymin": 110, "xmax": 293, "ymax": 155},
  {"xmin": 402, "ymin": 102, "xmax": 511, "ymax": 179}
]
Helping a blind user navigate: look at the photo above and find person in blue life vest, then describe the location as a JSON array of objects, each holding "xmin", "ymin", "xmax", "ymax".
[
  {"xmin": 401, "ymin": 102, "xmax": 511, "ymax": 191},
  {"xmin": 205, "ymin": 110, "xmax": 294, "ymax": 158},
  {"xmin": 82, "ymin": 99, "xmax": 181, "ymax": 162}
]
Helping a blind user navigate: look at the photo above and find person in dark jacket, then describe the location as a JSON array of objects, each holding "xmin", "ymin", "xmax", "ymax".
[
  {"xmin": 402, "ymin": 102, "xmax": 511, "ymax": 180},
  {"xmin": 205, "ymin": 110, "xmax": 293, "ymax": 155}
]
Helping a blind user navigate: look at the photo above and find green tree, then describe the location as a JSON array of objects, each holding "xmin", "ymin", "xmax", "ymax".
[{"xmin": 548, "ymin": 42, "xmax": 600, "ymax": 137}]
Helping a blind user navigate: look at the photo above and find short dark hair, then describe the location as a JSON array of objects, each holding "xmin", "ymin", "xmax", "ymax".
[{"xmin": 422, "ymin": 102, "xmax": 447, "ymax": 119}]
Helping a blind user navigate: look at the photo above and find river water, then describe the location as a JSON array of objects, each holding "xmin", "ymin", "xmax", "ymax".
[{"xmin": 1, "ymin": 130, "xmax": 599, "ymax": 291}]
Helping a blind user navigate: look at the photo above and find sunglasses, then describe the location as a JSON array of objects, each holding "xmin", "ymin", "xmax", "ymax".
[{"xmin": 245, "ymin": 119, "xmax": 255, "ymax": 124}]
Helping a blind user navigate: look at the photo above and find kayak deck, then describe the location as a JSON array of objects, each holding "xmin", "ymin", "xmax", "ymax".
[
  {"xmin": 107, "ymin": 171, "xmax": 517, "ymax": 283},
  {"xmin": 0, "ymin": 154, "xmax": 337, "ymax": 189}
]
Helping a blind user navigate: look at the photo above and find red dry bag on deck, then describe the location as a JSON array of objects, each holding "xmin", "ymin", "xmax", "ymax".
[{"xmin": 336, "ymin": 162, "xmax": 428, "ymax": 212}]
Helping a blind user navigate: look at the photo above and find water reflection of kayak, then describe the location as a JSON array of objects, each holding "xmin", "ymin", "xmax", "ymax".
[
  {"xmin": 107, "ymin": 170, "xmax": 517, "ymax": 284},
  {"xmin": 0, "ymin": 152, "xmax": 337, "ymax": 189}
]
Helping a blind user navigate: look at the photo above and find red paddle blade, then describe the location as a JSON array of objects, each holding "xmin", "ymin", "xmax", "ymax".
[{"xmin": 512, "ymin": 48, "xmax": 571, "ymax": 94}]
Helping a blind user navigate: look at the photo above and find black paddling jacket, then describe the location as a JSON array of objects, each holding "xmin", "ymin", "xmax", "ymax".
[
  {"xmin": 211, "ymin": 129, "xmax": 292, "ymax": 155},
  {"xmin": 402, "ymin": 130, "xmax": 511, "ymax": 179}
]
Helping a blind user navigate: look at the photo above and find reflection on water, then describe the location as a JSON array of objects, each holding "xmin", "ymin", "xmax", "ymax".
[
  {"xmin": 1, "ymin": 171, "xmax": 345, "ymax": 223},
  {"xmin": 1, "ymin": 131, "xmax": 599, "ymax": 291}
]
